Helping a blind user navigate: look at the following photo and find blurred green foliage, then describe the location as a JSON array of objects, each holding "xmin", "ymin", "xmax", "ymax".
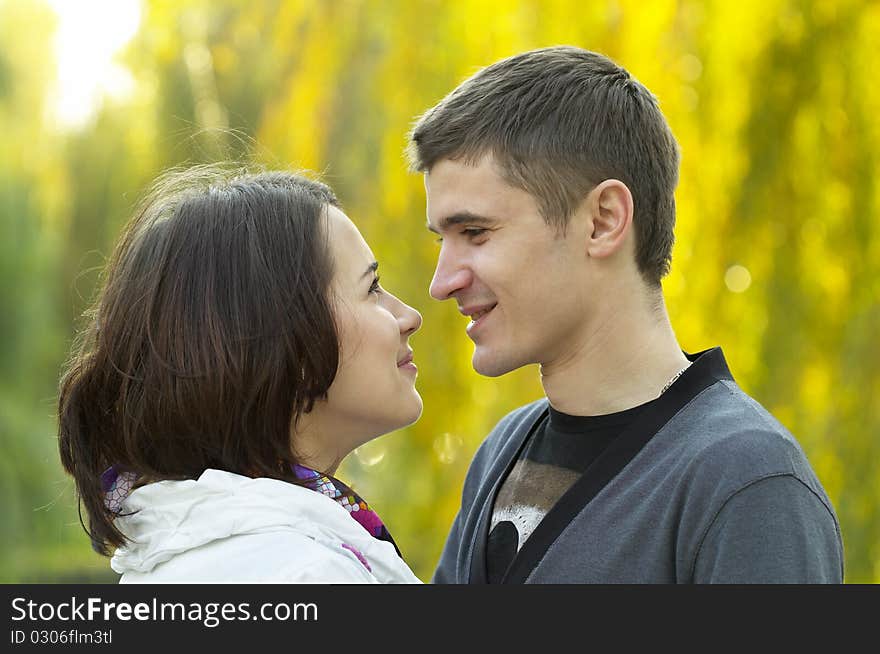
[{"xmin": 1, "ymin": 0, "xmax": 877, "ymax": 582}]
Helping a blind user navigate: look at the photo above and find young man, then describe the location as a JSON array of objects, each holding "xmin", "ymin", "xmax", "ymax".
[{"xmin": 408, "ymin": 46, "xmax": 843, "ymax": 583}]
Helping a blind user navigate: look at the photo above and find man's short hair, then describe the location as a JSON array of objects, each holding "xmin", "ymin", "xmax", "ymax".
[{"xmin": 408, "ymin": 46, "xmax": 680, "ymax": 286}]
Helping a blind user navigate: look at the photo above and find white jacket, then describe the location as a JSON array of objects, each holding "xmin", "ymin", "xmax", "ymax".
[{"xmin": 110, "ymin": 468, "xmax": 423, "ymax": 583}]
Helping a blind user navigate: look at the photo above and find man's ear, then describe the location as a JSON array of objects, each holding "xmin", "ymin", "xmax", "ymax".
[{"xmin": 585, "ymin": 179, "xmax": 634, "ymax": 259}]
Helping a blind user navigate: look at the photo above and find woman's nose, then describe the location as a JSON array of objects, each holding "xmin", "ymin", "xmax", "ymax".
[{"xmin": 398, "ymin": 301, "xmax": 422, "ymax": 336}]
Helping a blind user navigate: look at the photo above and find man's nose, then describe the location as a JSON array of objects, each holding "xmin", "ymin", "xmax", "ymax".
[{"xmin": 429, "ymin": 247, "xmax": 472, "ymax": 300}]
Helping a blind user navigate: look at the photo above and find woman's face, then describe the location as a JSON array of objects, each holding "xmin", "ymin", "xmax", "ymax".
[{"xmin": 293, "ymin": 206, "xmax": 422, "ymax": 472}]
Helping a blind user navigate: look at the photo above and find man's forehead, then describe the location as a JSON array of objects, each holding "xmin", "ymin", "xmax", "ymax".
[
  {"xmin": 424, "ymin": 158, "xmax": 534, "ymax": 226},
  {"xmin": 425, "ymin": 155, "xmax": 497, "ymax": 185}
]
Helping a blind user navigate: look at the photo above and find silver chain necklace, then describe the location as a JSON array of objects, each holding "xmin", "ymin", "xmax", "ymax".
[{"xmin": 659, "ymin": 362, "xmax": 691, "ymax": 396}]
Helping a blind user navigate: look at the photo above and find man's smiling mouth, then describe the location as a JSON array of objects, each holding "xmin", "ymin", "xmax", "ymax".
[
  {"xmin": 461, "ymin": 303, "xmax": 497, "ymax": 334},
  {"xmin": 470, "ymin": 307, "xmax": 493, "ymax": 321}
]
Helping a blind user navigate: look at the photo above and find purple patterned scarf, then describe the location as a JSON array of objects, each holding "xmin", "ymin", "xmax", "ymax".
[
  {"xmin": 292, "ymin": 464, "xmax": 400, "ymax": 556},
  {"xmin": 101, "ymin": 464, "xmax": 400, "ymax": 556}
]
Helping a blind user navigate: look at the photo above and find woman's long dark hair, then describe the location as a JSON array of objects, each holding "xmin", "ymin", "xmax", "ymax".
[{"xmin": 58, "ymin": 165, "xmax": 341, "ymax": 555}]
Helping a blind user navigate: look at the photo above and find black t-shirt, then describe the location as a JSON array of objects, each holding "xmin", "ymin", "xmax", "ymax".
[{"xmin": 486, "ymin": 399, "xmax": 657, "ymax": 583}]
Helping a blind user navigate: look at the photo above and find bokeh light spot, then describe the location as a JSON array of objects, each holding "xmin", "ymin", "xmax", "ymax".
[{"xmin": 725, "ymin": 265, "xmax": 752, "ymax": 293}]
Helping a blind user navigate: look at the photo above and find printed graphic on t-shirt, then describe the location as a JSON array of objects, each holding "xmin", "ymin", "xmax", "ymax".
[
  {"xmin": 491, "ymin": 504, "xmax": 546, "ymax": 548},
  {"xmin": 485, "ymin": 402, "xmax": 649, "ymax": 582},
  {"xmin": 489, "ymin": 459, "xmax": 581, "ymax": 551}
]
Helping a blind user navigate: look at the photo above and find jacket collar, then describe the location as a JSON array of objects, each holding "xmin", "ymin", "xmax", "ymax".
[{"xmin": 109, "ymin": 469, "xmax": 401, "ymax": 577}]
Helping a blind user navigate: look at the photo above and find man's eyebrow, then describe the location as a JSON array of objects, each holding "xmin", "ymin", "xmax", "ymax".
[
  {"xmin": 426, "ymin": 212, "xmax": 495, "ymax": 234},
  {"xmin": 361, "ymin": 261, "xmax": 379, "ymax": 278}
]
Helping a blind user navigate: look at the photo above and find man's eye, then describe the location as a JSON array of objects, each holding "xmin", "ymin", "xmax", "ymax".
[{"xmin": 462, "ymin": 228, "xmax": 487, "ymax": 238}]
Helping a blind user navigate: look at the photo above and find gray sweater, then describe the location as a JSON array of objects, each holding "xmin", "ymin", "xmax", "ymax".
[{"xmin": 433, "ymin": 348, "xmax": 844, "ymax": 583}]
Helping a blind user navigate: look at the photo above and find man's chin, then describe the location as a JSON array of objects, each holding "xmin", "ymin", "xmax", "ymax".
[{"xmin": 472, "ymin": 349, "xmax": 519, "ymax": 378}]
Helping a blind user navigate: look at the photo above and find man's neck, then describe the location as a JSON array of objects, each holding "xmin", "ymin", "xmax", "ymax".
[{"xmin": 539, "ymin": 293, "xmax": 689, "ymax": 417}]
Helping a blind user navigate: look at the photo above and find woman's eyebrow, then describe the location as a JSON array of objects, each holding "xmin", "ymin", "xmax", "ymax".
[{"xmin": 361, "ymin": 261, "xmax": 379, "ymax": 278}]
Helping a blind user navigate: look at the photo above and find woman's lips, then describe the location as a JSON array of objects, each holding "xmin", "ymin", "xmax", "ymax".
[{"xmin": 397, "ymin": 352, "xmax": 417, "ymax": 373}]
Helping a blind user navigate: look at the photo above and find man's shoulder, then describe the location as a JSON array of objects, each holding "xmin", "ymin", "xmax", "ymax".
[{"xmin": 669, "ymin": 378, "xmax": 828, "ymax": 500}]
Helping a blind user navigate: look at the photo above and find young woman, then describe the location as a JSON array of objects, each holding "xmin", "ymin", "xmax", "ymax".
[{"xmin": 58, "ymin": 166, "xmax": 423, "ymax": 583}]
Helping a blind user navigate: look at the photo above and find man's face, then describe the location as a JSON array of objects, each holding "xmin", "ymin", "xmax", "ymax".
[{"xmin": 425, "ymin": 154, "xmax": 590, "ymax": 377}]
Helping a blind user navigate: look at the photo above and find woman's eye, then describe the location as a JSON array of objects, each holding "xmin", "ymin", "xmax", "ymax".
[{"xmin": 369, "ymin": 276, "xmax": 381, "ymax": 295}]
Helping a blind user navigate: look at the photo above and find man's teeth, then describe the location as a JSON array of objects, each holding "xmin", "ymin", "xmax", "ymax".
[{"xmin": 470, "ymin": 308, "xmax": 492, "ymax": 321}]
